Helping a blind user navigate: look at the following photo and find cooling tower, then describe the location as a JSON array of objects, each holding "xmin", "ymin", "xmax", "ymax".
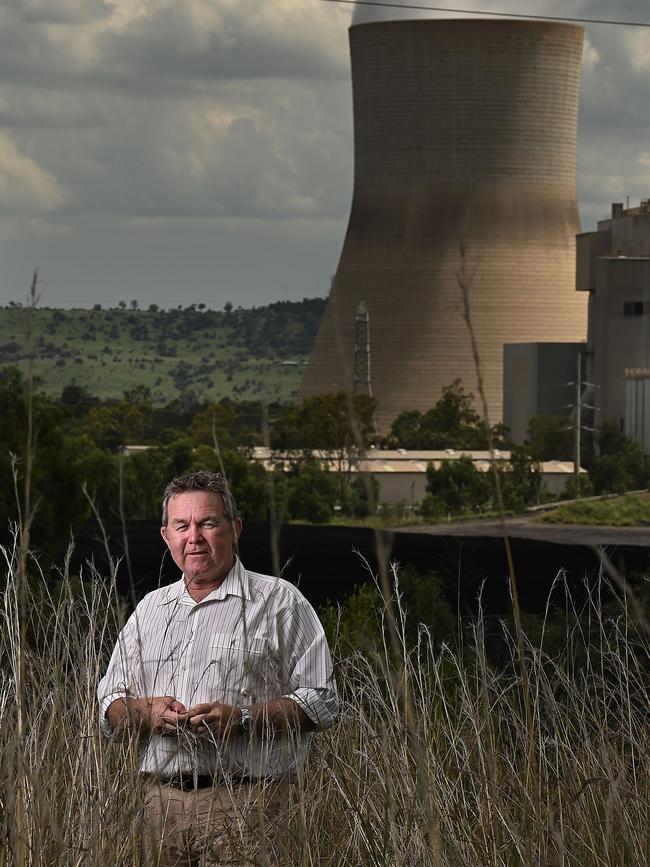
[{"xmin": 301, "ymin": 19, "xmax": 588, "ymax": 430}]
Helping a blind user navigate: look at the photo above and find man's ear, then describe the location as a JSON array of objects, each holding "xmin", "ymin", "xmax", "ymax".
[
  {"xmin": 160, "ymin": 525, "xmax": 168, "ymax": 545},
  {"xmin": 232, "ymin": 517, "xmax": 243, "ymax": 544}
]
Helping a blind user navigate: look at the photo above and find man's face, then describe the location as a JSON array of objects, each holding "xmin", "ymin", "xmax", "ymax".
[{"xmin": 161, "ymin": 490, "xmax": 242, "ymax": 588}]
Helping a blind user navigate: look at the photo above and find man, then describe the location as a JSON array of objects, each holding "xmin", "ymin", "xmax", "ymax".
[{"xmin": 98, "ymin": 470, "xmax": 338, "ymax": 866}]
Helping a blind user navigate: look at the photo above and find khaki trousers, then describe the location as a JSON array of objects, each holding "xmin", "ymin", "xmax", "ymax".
[{"xmin": 142, "ymin": 780, "xmax": 288, "ymax": 867}]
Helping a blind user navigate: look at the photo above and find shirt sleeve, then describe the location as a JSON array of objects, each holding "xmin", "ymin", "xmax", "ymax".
[
  {"xmin": 278, "ymin": 597, "xmax": 339, "ymax": 730},
  {"xmin": 97, "ymin": 610, "xmax": 139, "ymax": 737}
]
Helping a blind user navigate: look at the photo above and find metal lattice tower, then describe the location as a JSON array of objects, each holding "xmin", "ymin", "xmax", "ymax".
[{"xmin": 353, "ymin": 300, "xmax": 372, "ymax": 397}]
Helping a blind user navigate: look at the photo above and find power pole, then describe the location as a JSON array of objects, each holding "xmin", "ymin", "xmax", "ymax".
[{"xmin": 567, "ymin": 353, "xmax": 596, "ymax": 497}]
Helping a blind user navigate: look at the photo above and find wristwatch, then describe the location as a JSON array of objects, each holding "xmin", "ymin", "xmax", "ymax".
[{"xmin": 239, "ymin": 706, "xmax": 254, "ymax": 737}]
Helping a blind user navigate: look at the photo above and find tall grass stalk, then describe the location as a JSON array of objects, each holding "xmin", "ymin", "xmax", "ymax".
[
  {"xmin": 456, "ymin": 238, "xmax": 537, "ymax": 844},
  {"xmin": 330, "ymin": 297, "xmax": 443, "ymax": 861},
  {"xmin": 10, "ymin": 272, "xmax": 41, "ymax": 867},
  {"xmin": 0, "ymin": 546, "xmax": 646, "ymax": 866}
]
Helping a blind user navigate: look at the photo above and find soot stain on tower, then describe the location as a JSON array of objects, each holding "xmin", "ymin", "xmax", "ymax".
[{"xmin": 301, "ymin": 19, "xmax": 588, "ymax": 431}]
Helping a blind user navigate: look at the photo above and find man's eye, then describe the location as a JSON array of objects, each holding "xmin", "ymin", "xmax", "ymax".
[{"xmin": 201, "ymin": 522, "xmax": 216, "ymax": 529}]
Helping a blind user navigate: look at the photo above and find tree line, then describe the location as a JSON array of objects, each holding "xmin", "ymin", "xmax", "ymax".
[{"xmin": 2, "ymin": 366, "xmax": 648, "ymax": 562}]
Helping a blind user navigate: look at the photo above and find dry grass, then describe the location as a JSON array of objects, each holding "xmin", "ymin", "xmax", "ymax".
[{"xmin": 0, "ymin": 537, "xmax": 647, "ymax": 866}]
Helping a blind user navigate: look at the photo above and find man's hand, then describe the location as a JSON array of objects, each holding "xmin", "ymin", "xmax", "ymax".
[
  {"xmin": 182, "ymin": 702, "xmax": 240, "ymax": 739},
  {"xmin": 182, "ymin": 698, "xmax": 315, "ymax": 738},
  {"xmin": 106, "ymin": 695, "xmax": 187, "ymax": 735}
]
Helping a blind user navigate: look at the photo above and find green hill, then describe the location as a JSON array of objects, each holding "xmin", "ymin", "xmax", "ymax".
[{"xmin": 0, "ymin": 299, "xmax": 325, "ymax": 404}]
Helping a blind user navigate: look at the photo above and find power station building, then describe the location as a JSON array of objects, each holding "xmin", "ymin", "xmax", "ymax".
[
  {"xmin": 503, "ymin": 341, "xmax": 586, "ymax": 444},
  {"xmin": 577, "ymin": 200, "xmax": 650, "ymax": 447},
  {"xmin": 301, "ymin": 19, "xmax": 588, "ymax": 431}
]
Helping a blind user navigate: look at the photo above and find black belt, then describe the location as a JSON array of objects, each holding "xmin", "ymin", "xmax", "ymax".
[{"xmin": 142, "ymin": 773, "xmax": 265, "ymax": 791}]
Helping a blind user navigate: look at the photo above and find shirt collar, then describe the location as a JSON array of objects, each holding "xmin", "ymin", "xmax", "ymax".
[{"xmin": 156, "ymin": 558, "xmax": 251, "ymax": 605}]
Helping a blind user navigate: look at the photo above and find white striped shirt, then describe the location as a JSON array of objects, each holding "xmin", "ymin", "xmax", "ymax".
[{"xmin": 97, "ymin": 559, "xmax": 338, "ymax": 780}]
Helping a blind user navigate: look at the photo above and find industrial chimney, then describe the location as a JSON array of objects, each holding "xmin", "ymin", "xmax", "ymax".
[{"xmin": 300, "ymin": 19, "xmax": 588, "ymax": 430}]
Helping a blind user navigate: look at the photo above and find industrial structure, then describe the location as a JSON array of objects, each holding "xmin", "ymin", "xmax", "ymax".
[
  {"xmin": 301, "ymin": 19, "xmax": 588, "ymax": 431},
  {"xmin": 577, "ymin": 200, "xmax": 650, "ymax": 446},
  {"xmin": 251, "ymin": 447, "xmax": 582, "ymax": 504},
  {"xmin": 624, "ymin": 371, "xmax": 650, "ymax": 452},
  {"xmin": 503, "ymin": 342, "xmax": 586, "ymax": 444}
]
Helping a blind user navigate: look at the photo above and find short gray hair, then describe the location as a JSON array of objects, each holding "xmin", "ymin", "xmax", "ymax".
[{"xmin": 161, "ymin": 471, "xmax": 239, "ymax": 526}]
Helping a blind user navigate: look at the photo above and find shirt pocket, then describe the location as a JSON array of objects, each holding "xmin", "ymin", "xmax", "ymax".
[{"xmin": 198, "ymin": 633, "xmax": 268, "ymax": 701}]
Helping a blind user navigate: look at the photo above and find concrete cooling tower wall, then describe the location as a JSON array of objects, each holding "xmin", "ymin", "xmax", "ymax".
[{"xmin": 301, "ymin": 19, "xmax": 588, "ymax": 431}]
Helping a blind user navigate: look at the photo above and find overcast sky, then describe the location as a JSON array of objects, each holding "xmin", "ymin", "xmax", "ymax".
[{"xmin": 1, "ymin": 0, "xmax": 650, "ymax": 309}]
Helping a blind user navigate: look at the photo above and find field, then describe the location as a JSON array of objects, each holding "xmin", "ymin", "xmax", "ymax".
[
  {"xmin": 0, "ymin": 299, "xmax": 325, "ymax": 404},
  {"xmin": 1, "ymin": 538, "xmax": 647, "ymax": 865}
]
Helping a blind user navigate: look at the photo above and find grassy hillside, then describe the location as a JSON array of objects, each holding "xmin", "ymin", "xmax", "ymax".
[
  {"xmin": 0, "ymin": 299, "xmax": 325, "ymax": 404},
  {"xmin": 540, "ymin": 491, "xmax": 650, "ymax": 525}
]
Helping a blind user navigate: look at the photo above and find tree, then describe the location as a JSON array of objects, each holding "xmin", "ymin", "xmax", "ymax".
[
  {"xmin": 596, "ymin": 420, "xmax": 627, "ymax": 457},
  {"xmin": 109, "ymin": 447, "xmax": 166, "ymax": 521},
  {"xmin": 561, "ymin": 474, "xmax": 594, "ymax": 499},
  {"xmin": 190, "ymin": 403, "xmax": 238, "ymax": 450},
  {"xmin": 527, "ymin": 415, "xmax": 573, "ymax": 461},
  {"xmin": 319, "ymin": 565, "xmax": 455, "ymax": 657},
  {"xmin": 218, "ymin": 450, "xmax": 269, "ymax": 521},
  {"xmin": 341, "ymin": 473, "xmax": 379, "ymax": 518},
  {"xmin": 0, "ymin": 366, "xmax": 111, "ymax": 557},
  {"xmin": 60, "ymin": 382, "xmax": 98, "ymax": 417},
  {"xmin": 271, "ymin": 392, "xmax": 376, "ymax": 503},
  {"xmin": 285, "ymin": 458, "xmax": 339, "ymax": 523},
  {"xmin": 587, "ymin": 423, "xmax": 650, "ymax": 494},
  {"xmin": 591, "ymin": 436, "xmax": 650, "ymax": 494},
  {"xmin": 122, "ymin": 385, "xmax": 153, "ymax": 408},
  {"xmin": 424, "ymin": 455, "xmax": 492, "ymax": 516},
  {"xmin": 163, "ymin": 437, "xmax": 195, "ymax": 477},
  {"xmin": 389, "ymin": 410, "xmax": 423, "ymax": 449},
  {"xmin": 389, "ymin": 380, "xmax": 504, "ymax": 450},
  {"xmin": 271, "ymin": 392, "xmax": 376, "ymax": 453},
  {"xmin": 78, "ymin": 401, "xmax": 150, "ymax": 451},
  {"xmin": 497, "ymin": 445, "xmax": 542, "ymax": 511}
]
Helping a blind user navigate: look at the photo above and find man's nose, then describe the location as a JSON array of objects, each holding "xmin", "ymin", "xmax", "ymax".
[{"xmin": 187, "ymin": 522, "xmax": 203, "ymax": 543}]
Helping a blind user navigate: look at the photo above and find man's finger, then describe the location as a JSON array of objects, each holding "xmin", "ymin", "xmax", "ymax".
[
  {"xmin": 184, "ymin": 703, "xmax": 214, "ymax": 716},
  {"xmin": 158, "ymin": 711, "xmax": 185, "ymax": 727}
]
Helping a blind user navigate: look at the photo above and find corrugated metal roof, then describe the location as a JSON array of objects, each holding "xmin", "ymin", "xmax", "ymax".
[
  {"xmin": 252, "ymin": 447, "xmax": 512, "ymax": 462},
  {"xmin": 251, "ymin": 449, "xmax": 585, "ymax": 475}
]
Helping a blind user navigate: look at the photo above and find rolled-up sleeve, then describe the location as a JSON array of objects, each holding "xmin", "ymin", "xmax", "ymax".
[
  {"xmin": 97, "ymin": 614, "xmax": 138, "ymax": 737},
  {"xmin": 279, "ymin": 599, "xmax": 339, "ymax": 730}
]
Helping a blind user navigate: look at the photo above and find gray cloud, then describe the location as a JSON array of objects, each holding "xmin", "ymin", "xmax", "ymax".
[
  {"xmin": 4, "ymin": 0, "xmax": 109, "ymax": 25},
  {"xmin": 98, "ymin": 2, "xmax": 349, "ymax": 86},
  {"xmin": 1, "ymin": 0, "xmax": 650, "ymax": 308},
  {"xmin": 7, "ymin": 77, "xmax": 353, "ymax": 223}
]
